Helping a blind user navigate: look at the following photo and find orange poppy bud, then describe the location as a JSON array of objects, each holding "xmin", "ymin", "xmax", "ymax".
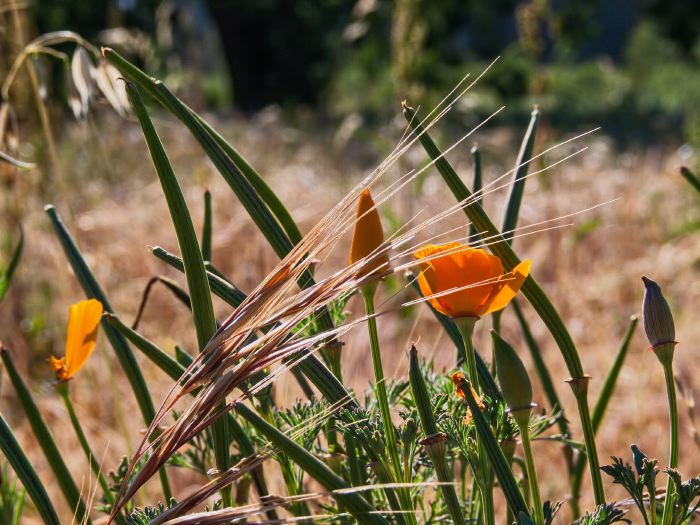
[
  {"xmin": 349, "ymin": 189, "xmax": 390, "ymax": 277},
  {"xmin": 50, "ymin": 299, "xmax": 103, "ymax": 382},
  {"xmin": 414, "ymin": 242, "xmax": 530, "ymax": 318}
]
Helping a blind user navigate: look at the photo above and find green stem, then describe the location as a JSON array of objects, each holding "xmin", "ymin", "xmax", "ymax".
[
  {"xmin": 362, "ymin": 284, "xmax": 401, "ymax": 478},
  {"xmin": 456, "ymin": 317, "xmax": 495, "ymax": 525},
  {"xmin": 569, "ymin": 378, "xmax": 606, "ymax": 506},
  {"xmin": 361, "ymin": 284, "xmax": 416, "ymax": 525},
  {"xmin": 516, "ymin": 415, "xmax": 544, "ymax": 525},
  {"xmin": 57, "ymin": 384, "xmax": 125, "ymax": 524},
  {"xmin": 660, "ymin": 362, "xmax": 679, "ymax": 525}
]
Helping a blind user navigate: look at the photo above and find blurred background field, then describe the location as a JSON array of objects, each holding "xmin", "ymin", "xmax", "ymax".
[{"xmin": 2, "ymin": 0, "xmax": 700, "ymax": 522}]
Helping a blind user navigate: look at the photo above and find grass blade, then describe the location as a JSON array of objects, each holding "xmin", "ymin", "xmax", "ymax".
[
  {"xmin": 44, "ymin": 204, "xmax": 172, "ymax": 500},
  {"xmin": 0, "ymin": 226, "xmax": 23, "ymax": 302},
  {"xmin": 202, "ymin": 189, "xmax": 213, "ymax": 262},
  {"xmin": 132, "ymin": 276, "xmax": 191, "ymax": 330},
  {"xmin": 125, "ymin": 82, "xmax": 231, "ymax": 504},
  {"xmin": 101, "ymin": 47, "xmax": 302, "ymax": 247},
  {"xmin": 0, "ymin": 414, "xmax": 60, "ymax": 525},
  {"xmin": 680, "ymin": 166, "xmax": 700, "ymax": 194},
  {"xmin": 511, "ymin": 300, "xmax": 569, "ymax": 437},
  {"xmin": 151, "ymin": 246, "xmax": 246, "ymax": 307},
  {"xmin": 591, "ymin": 316, "xmax": 638, "ymax": 432},
  {"xmin": 0, "ymin": 347, "xmax": 90, "ymax": 524},
  {"xmin": 125, "ymin": 83, "xmax": 216, "ymax": 351},
  {"xmin": 104, "ymin": 48, "xmax": 294, "ymax": 259},
  {"xmin": 235, "ymin": 403, "xmax": 389, "ymax": 525},
  {"xmin": 0, "ymin": 150, "xmax": 35, "ymax": 169},
  {"xmin": 502, "ymin": 107, "xmax": 540, "ymax": 244},
  {"xmin": 409, "ymin": 346, "xmax": 466, "ymax": 525},
  {"xmin": 104, "ymin": 313, "xmax": 187, "ymax": 381},
  {"xmin": 454, "ymin": 373, "xmax": 530, "ymax": 520},
  {"xmin": 468, "ymin": 145, "xmax": 482, "ymax": 245}
]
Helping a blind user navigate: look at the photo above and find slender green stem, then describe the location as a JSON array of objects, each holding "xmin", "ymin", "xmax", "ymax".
[
  {"xmin": 569, "ymin": 379, "xmax": 606, "ymax": 506},
  {"xmin": 456, "ymin": 317, "xmax": 495, "ymax": 525},
  {"xmin": 361, "ymin": 284, "xmax": 416, "ymax": 525},
  {"xmin": 516, "ymin": 415, "xmax": 544, "ymax": 525},
  {"xmin": 361, "ymin": 284, "xmax": 401, "ymax": 477},
  {"xmin": 57, "ymin": 384, "xmax": 125, "ymax": 523},
  {"xmin": 660, "ymin": 362, "xmax": 679, "ymax": 525}
]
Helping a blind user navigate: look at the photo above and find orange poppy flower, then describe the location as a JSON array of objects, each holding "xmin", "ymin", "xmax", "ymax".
[
  {"xmin": 348, "ymin": 189, "xmax": 390, "ymax": 277},
  {"xmin": 50, "ymin": 299, "xmax": 103, "ymax": 382},
  {"xmin": 453, "ymin": 371, "xmax": 485, "ymax": 424},
  {"xmin": 414, "ymin": 242, "xmax": 530, "ymax": 318}
]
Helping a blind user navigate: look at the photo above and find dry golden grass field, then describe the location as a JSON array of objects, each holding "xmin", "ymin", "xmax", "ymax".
[{"xmin": 1, "ymin": 105, "xmax": 699, "ymax": 523}]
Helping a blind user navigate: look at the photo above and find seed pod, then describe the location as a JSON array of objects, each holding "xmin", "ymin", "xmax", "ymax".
[
  {"xmin": 641, "ymin": 276, "xmax": 676, "ymax": 347},
  {"xmin": 492, "ymin": 330, "xmax": 533, "ymax": 413}
]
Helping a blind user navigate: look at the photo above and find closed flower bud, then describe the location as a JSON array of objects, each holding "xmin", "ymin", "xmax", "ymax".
[
  {"xmin": 492, "ymin": 330, "xmax": 533, "ymax": 417},
  {"xmin": 349, "ymin": 189, "xmax": 390, "ymax": 277},
  {"xmin": 641, "ymin": 276, "xmax": 676, "ymax": 348}
]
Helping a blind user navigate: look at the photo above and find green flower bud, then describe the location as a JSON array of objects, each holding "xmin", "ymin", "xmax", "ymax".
[
  {"xmin": 408, "ymin": 345, "xmax": 438, "ymax": 436},
  {"xmin": 492, "ymin": 330, "xmax": 533, "ymax": 412},
  {"xmin": 642, "ymin": 276, "xmax": 675, "ymax": 347}
]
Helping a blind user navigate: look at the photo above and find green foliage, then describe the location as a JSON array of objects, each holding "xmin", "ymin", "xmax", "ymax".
[
  {"xmin": 125, "ymin": 500, "xmax": 177, "ymax": 525},
  {"xmin": 601, "ymin": 452, "xmax": 657, "ymax": 525},
  {"xmin": 579, "ymin": 504, "xmax": 630, "ymax": 525}
]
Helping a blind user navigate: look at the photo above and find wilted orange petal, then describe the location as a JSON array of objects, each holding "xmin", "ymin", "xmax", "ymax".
[
  {"xmin": 349, "ymin": 189, "xmax": 389, "ymax": 276},
  {"xmin": 452, "ymin": 371, "xmax": 485, "ymax": 409},
  {"xmin": 64, "ymin": 299, "xmax": 104, "ymax": 379},
  {"xmin": 49, "ymin": 356, "xmax": 68, "ymax": 381},
  {"xmin": 480, "ymin": 259, "xmax": 531, "ymax": 316}
]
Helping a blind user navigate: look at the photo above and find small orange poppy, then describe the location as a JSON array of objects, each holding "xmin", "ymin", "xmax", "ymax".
[
  {"xmin": 348, "ymin": 189, "xmax": 390, "ymax": 277},
  {"xmin": 50, "ymin": 299, "xmax": 103, "ymax": 382},
  {"xmin": 414, "ymin": 242, "xmax": 530, "ymax": 318}
]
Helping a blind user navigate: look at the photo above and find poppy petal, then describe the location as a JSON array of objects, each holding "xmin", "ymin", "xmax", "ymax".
[
  {"xmin": 480, "ymin": 259, "xmax": 531, "ymax": 315},
  {"xmin": 64, "ymin": 299, "xmax": 103, "ymax": 378}
]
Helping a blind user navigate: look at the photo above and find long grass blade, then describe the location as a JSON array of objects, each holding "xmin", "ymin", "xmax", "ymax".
[
  {"xmin": 680, "ymin": 166, "xmax": 700, "ymax": 194},
  {"xmin": 44, "ymin": 204, "xmax": 172, "ymax": 500},
  {"xmin": 0, "ymin": 226, "xmax": 23, "ymax": 302},
  {"xmin": 591, "ymin": 316, "xmax": 639, "ymax": 431},
  {"xmin": 235, "ymin": 403, "xmax": 389, "ymax": 525},
  {"xmin": 125, "ymin": 82, "xmax": 232, "ymax": 504},
  {"xmin": 0, "ymin": 347, "xmax": 90, "ymax": 524},
  {"xmin": 202, "ymin": 189, "xmax": 213, "ymax": 262},
  {"xmin": 126, "ymin": 82, "xmax": 217, "ymax": 351},
  {"xmin": 502, "ymin": 107, "xmax": 540, "ymax": 243},
  {"xmin": 468, "ymin": 145, "xmax": 482, "ymax": 245},
  {"xmin": 151, "ymin": 246, "xmax": 246, "ymax": 307},
  {"xmin": 101, "ymin": 47, "xmax": 302, "ymax": 246},
  {"xmin": 511, "ymin": 300, "xmax": 569, "ymax": 438},
  {"xmin": 0, "ymin": 414, "xmax": 60, "ymax": 525},
  {"xmin": 104, "ymin": 48, "xmax": 294, "ymax": 259},
  {"xmin": 454, "ymin": 373, "xmax": 530, "ymax": 520}
]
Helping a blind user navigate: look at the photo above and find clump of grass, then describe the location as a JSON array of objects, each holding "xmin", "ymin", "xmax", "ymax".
[{"xmin": 1, "ymin": 32, "xmax": 699, "ymax": 525}]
